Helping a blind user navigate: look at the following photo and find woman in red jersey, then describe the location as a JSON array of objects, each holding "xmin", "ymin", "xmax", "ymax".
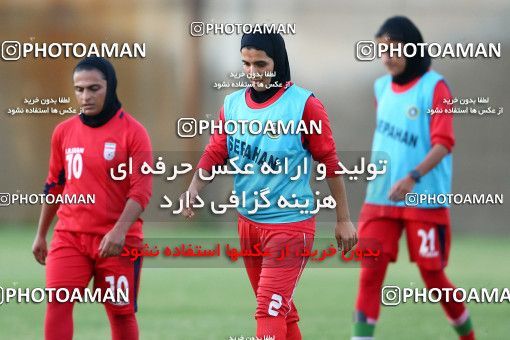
[{"xmin": 32, "ymin": 57, "xmax": 152, "ymax": 340}]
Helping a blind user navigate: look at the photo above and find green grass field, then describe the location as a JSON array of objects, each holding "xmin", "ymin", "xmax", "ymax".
[{"xmin": 0, "ymin": 223, "xmax": 509, "ymax": 339}]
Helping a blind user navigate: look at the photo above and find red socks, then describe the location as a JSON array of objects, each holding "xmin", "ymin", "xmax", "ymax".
[
  {"xmin": 419, "ymin": 267, "xmax": 475, "ymax": 339},
  {"xmin": 257, "ymin": 316, "xmax": 287, "ymax": 340},
  {"xmin": 285, "ymin": 320, "xmax": 302, "ymax": 340},
  {"xmin": 419, "ymin": 267, "xmax": 465, "ymax": 319},
  {"xmin": 105, "ymin": 308, "xmax": 139, "ymax": 340},
  {"xmin": 45, "ymin": 300, "xmax": 74, "ymax": 340},
  {"xmin": 355, "ymin": 253, "xmax": 391, "ymax": 320},
  {"xmin": 44, "ymin": 287, "xmax": 139, "ymax": 340}
]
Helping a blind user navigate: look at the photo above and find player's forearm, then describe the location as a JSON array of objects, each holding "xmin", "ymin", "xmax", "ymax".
[
  {"xmin": 36, "ymin": 202, "xmax": 59, "ymax": 238},
  {"xmin": 113, "ymin": 198, "xmax": 143, "ymax": 234},
  {"xmin": 326, "ymin": 176, "xmax": 351, "ymax": 222},
  {"xmin": 188, "ymin": 169, "xmax": 212, "ymax": 193},
  {"xmin": 413, "ymin": 144, "xmax": 449, "ymax": 177}
]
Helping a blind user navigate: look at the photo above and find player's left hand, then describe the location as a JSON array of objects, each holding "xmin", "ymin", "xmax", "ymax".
[
  {"xmin": 389, "ymin": 175, "xmax": 416, "ymax": 201},
  {"xmin": 98, "ymin": 227, "xmax": 126, "ymax": 258}
]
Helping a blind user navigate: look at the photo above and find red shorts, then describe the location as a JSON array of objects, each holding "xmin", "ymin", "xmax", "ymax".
[
  {"xmin": 358, "ymin": 217, "xmax": 451, "ymax": 270},
  {"xmin": 238, "ymin": 214, "xmax": 315, "ymax": 322},
  {"xmin": 46, "ymin": 230, "xmax": 143, "ymax": 314}
]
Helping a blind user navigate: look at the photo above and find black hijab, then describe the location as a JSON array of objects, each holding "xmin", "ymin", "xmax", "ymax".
[
  {"xmin": 74, "ymin": 57, "xmax": 122, "ymax": 127},
  {"xmin": 376, "ymin": 16, "xmax": 431, "ymax": 85},
  {"xmin": 240, "ymin": 33, "xmax": 291, "ymax": 103}
]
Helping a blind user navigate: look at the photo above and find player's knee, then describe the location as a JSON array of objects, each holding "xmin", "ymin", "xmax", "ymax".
[
  {"xmin": 105, "ymin": 305, "xmax": 136, "ymax": 318},
  {"xmin": 45, "ymin": 300, "xmax": 74, "ymax": 340},
  {"xmin": 256, "ymin": 315, "xmax": 287, "ymax": 340},
  {"xmin": 113, "ymin": 312, "xmax": 136, "ymax": 323},
  {"xmin": 359, "ymin": 272, "xmax": 379, "ymax": 291},
  {"xmin": 418, "ymin": 266, "xmax": 444, "ymax": 287},
  {"xmin": 45, "ymin": 301, "xmax": 74, "ymax": 323},
  {"xmin": 285, "ymin": 302, "xmax": 299, "ymax": 323},
  {"xmin": 45, "ymin": 287, "xmax": 77, "ymax": 317},
  {"xmin": 106, "ymin": 310, "xmax": 139, "ymax": 340},
  {"xmin": 359, "ymin": 263, "xmax": 388, "ymax": 290}
]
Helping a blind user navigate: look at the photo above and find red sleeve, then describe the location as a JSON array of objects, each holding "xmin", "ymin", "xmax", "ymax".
[
  {"xmin": 430, "ymin": 80, "xmax": 455, "ymax": 152},
  {"xmin": 301, "ymin": 96, "xmax": 341, "ymax": 177},
  {"xmin": 44, "ymin": 125, "xmax": 66, "ymax": 195},
  {"xmin": 127, "ymin": 124, "xmax": 153, "ymax": 210},
  {"xmin": 196, "ymin": 107, "xmax": 228, "ymax": 172}
]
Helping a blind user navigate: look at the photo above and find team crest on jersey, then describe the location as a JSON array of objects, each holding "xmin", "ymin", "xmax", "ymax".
[
  {"xmin": 266, "ymin": 121, "xmax": 281, "ymax": 139},
  {"xmin": 103, "ymin": 142, "xmax": 116, "ymax": 160},
  {"xmin": 406, "ymin": 106, "xmax": 420, "ymax": 120}
]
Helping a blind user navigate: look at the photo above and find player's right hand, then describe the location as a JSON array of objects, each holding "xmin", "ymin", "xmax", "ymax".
[
  {"xmin": 32, "ymin": 235, "xmax": 48, "ymax": 265},
  {"xmin": 180, "ymin": 188, "xmax": 198, "ymax": 219},
  {"xmin": 334, "ymin": 221, "xmax": 358, "ymax": 254}
]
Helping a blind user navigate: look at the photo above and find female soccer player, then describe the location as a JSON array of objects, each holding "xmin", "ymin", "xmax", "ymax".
[
  {"xmin": 351, "ymin": 16, "xmax": 475, "ymax": 340},
  {"xmin": 32, "ymin": 57, "xmax": 152, "ymax": 340},
  {"xmin": 182, "ymin": 33, "xmax": 357, "ymax": 340}
]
